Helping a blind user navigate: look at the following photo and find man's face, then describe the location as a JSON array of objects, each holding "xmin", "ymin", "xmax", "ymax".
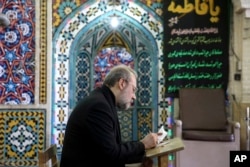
[{"xmin": 117, "ymin": 75, "xmax": 137, "ymax": 110}]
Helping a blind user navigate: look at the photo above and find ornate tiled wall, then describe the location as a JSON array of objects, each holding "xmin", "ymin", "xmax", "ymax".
[
  {"xmin": 51, "ymin": 1, "xmax": 170, "ymax": 153},
  {"xmin": 52, "ymin": 1, "xmax": 175, "ymax": 159},
  {"xmin": 0, "ymin": 1, "xmax": 35, "ymax": 105},
  {"xmin": 0, "ymin": 0, "xmax": 175, "ymax": 166},
  {"xmin": 0, "ymin": 1, "xmax": 46, "ymax": 166}
]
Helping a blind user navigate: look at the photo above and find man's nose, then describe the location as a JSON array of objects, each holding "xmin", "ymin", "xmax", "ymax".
[{"xmin": 132, "ymin": 94, "xmax": 136, "ymax": 100}]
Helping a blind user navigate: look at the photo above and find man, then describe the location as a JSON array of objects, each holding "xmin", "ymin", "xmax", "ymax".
[{"xmin": 60, "ymin": 64, "xmax": 160, "ymax": 167}]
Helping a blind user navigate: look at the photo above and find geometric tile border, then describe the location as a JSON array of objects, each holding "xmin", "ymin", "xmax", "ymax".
[
  {"xmin": 39, "ymin": 0, "xmax": 47, "ymax": 104},
  {"xmin": 118, "ymin": 110, "xmax": 133, "ymax": 142}
]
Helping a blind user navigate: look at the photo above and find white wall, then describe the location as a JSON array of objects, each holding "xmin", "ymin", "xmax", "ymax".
[{"xmin": 230, "ymin": 0, "xmax": 250, "ymax": 104}]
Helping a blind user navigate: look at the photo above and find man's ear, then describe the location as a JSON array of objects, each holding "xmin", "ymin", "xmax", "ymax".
[{"xmin": 118, "ymin": 78, "xmax": 126, "ymax": 90}]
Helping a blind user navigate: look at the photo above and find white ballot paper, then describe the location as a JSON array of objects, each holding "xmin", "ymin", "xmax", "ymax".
[{"xmin": 157, "ymin": 125, "xmax": 168, "ymax": 144}]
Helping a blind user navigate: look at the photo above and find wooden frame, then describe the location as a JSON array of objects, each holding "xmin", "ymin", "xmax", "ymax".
[{"xmin": 38, "ymin": 144, "xmax": 59, "ymax": 167}]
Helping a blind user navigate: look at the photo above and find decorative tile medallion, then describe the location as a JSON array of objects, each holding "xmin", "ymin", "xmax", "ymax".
[{"xmin": 0, "ymin": 109, "xmax": 45, "ymax": 166}]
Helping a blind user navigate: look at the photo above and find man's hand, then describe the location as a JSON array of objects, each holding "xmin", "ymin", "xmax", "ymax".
[{"xmin": 141, "ymin": 132, "xmax": 162, "ymax": 149}]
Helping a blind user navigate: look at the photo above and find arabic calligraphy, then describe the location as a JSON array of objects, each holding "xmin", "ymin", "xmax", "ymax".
[
  {"xmin": 168, "ymin": 60, "xmax": 222, "ymax": 70},
  {"xmin": 171, "ymin": 27, "xmax": 218, "ymax": 35},
  {"xmin": 168, "ymin": 72, "xmax": 222, "ymax": 81},
  {"xmin": 168, "ymin": 49, "xmax": 222, "ymax": 58},
  {"xmin": 168, "ymin": 84, "xmax": 223, "ymax": 93},
  {"xmin": 168, "ymin": 36, "xmax": 222, "ymax": 45},
  {"xmin": 167, "ymin": 0, "xmax": 220, "ymax": 25},
  {"xmin": 164, "ymin": 0, "xmax": 229, "ymax": 96}
]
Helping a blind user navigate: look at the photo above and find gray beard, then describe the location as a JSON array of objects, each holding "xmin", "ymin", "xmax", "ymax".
[{"xmin": 117, "ymin": 103, "xmax": 127, "ymax": 110}]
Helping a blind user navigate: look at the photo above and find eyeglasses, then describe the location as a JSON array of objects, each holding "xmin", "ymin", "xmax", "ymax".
[
  {"xmin": 123, "ymin": 78, "xmax": 137, "ymax": 93},
  {"xmin": 130, "ymin": 83, "xmax": 138, "ymax": 94}
]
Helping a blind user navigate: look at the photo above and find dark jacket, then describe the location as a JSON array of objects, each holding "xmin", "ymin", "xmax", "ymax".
[{"xmin": 60, "ymin": 85, "xmax": 145, "ymax": 167}]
